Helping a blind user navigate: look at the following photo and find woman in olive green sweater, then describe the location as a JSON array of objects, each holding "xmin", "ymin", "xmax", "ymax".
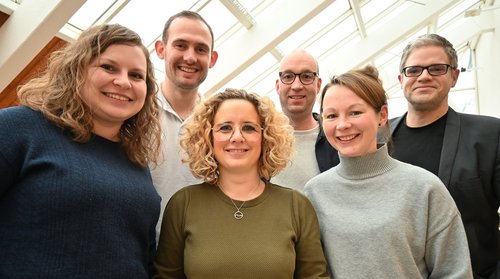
[{"xmin": 154, "ymin": 88, "xmax": 330, "ymax": 279}]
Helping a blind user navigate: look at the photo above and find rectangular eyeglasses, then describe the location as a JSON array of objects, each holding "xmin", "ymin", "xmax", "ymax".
[
  {"xmin": 401, "ymin": 64, "xmax": 453, "ymax": 77},
  {"xmin": 279, "ymin": 71, "xmax": 318, "ymax": 85}
]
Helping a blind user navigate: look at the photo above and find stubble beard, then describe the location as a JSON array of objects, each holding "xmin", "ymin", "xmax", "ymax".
[{"xmin": 408, "ymin": 92, "xmax": 447, "ymax": 112}]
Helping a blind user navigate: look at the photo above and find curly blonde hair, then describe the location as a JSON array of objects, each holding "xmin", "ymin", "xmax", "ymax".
[
  {"xmin": 179, "ymin": 88, "xmax": 294, "ymax": 184},
  {"xmin": 17, "ymin": 24, "xmax": 161, "ymax": 167}
]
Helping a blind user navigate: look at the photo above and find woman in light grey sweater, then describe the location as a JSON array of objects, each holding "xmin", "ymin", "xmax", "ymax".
[{"xmin": 304, "ymin": 65, "xmax": 472, "ymax": 278}]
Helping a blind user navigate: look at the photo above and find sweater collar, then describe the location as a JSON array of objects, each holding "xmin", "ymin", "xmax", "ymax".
[{"xmin": 336, "ymin": 144, "xmax": 397, "ymax": 180}]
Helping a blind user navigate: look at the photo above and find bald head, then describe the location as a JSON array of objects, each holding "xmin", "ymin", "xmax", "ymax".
[{"xmin": 279, "ymin": 49, "xmax": 319, "ymax": 73}]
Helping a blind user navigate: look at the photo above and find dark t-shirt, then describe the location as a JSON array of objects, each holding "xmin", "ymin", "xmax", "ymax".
[{"xmin": 391, "ymin": 113, "xmax": 447, "ymax": 176}]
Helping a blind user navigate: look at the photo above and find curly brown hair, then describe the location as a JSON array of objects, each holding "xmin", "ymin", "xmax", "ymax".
[
  {"xmin": 179, "ymin": 88, "xmax": 294, "ymax": 184},
  {"xmin": 17, "ymin": 24, "xmax": 161, "ymax": 167}
]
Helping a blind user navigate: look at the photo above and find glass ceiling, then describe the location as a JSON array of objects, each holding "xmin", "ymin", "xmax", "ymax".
[{"xmin": 35, "ymin": 0, "xmax": 496, "ymax": 117}]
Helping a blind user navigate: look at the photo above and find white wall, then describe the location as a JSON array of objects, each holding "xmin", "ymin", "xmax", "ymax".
[{"xmin": 475, "ymin": 8, "xmax": 500, "ymax": 118}]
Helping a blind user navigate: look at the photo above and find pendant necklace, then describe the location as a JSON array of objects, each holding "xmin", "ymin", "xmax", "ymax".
[{"xmin": 219, "ymin": 179, "xmax": 261, "ymax": 220}]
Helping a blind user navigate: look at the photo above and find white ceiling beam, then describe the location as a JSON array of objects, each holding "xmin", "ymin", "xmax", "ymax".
[
  {"xmin": 201, "ymin": 0, "xmax": 334, "ymax": 96},
  {"xmin": 349, "ymin": 0, "xmax": 366, "ymax": 38},
  {"xmin": 0, "ymin": 0, "xmax": 16, "ymax": 15},
  {"xmin": 321, "ymin": 0, "xmax": 461, "ymax": 75},
  {"xmin": 0, "ymin": 0, "xmax": 86, "ymax": 93},
  {"xmin": 444, "ymin": 12, "xmax": 494, "ymax": 50},
  {"xmin": 220, "ymin": 0, "xmax": 255, "ymax": 29}
]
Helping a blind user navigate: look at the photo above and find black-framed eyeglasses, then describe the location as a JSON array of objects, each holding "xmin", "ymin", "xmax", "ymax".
[
  {"xmin": 279, "ymin": 71, "xmax": 318, "ymax": 85},
  {"xmin": 401, "ymin": 64, "xmax": 453, "ymax": 77}
]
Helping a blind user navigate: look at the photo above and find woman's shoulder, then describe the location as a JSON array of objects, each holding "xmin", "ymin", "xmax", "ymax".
[
  {"xmin": 393, "ymin": 160, "xmax": 442, "ymax": 184},
  {"xmin": 0, "ymin": 106, "xmax": 38, "ymax": 121},
  {"xmin": 268, "ymin": 183, "xmax": 314, "ymax": 205},
  {"xmin": 0, "ymin": 106, "xmax": 52, "ymax": 140},
  {"xmin": 268, "ymin": 182, "xmax": 301, "ymax": 195},
  {"xmin": 303, "ymin": 167, "xmax": 337, "ymax": 191},
  {"xmin": 392, "ymin": 160, "xmax": 453, "ymax": 199},
  {"xmin": 170, "ymin": 182, "xmax": 213, "ymax": 200}
]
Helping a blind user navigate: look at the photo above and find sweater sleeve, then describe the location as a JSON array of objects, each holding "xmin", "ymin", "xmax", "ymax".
[
  {"xmin": 425, "ymin": 182, "xmax": 473, "ymax": 278},
  {"xmin": 0, "ymin": 107, "xmax": 24, "ymax": 197},
  {"xmin": 149, "ymin": 221, "xmax": 158, "ymax": 278},
  {"xmin": 154, "ymin": 189, "xmax": 188, "ymax": 279},
  {"xmin": 292, "ymin": 191, "xmax": 331, "ymax": 279},
  {"xmin": 0, "ymin": 138, "xmax": 16, "ymax": 197}
]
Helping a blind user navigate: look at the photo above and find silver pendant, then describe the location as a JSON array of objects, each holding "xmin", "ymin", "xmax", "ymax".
[{"xmin": 234, "ymin": 210, "xmax": 243, "ymax": 220}]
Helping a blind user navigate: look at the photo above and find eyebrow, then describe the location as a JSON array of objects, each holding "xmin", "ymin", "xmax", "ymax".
[
  {"xmin": 281, "ymin": 69, "xmax": 316, "ymax": 73},
  {"xmin": 323, "ymin": 103, "xmax": 366, "ymax": 111},
  {"xmin": 214, "ymin": 121, "xmax": 259, "ymax": 125},
  {"xmin": 172, "ymin": 39, "xmax": 210, "ymax": 49},
  {"xmin": 99, "ymin": 57, "xmax": 147, "ymax": 75}
]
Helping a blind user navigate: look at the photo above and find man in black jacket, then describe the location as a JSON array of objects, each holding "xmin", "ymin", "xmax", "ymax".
[{"xmin": 390, "ymin": 33, "xmax": 500, "ymax": 279}]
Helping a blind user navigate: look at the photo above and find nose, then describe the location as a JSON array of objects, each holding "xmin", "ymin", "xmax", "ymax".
[
  {"xmin": 113, "ymin": 72, "xmax": 131, "ymax": 89},
  {"xmin": 336, "ymin": 116, "xmax": 351, "ymax": 130},
  {"xmin": 417, "ymin": 68, "xmax": 432, "ymax": 80},
  {"xmin": 183, "ymin": 48, "xmax": 197, "ymax": 64},
  {"xmin": 291, "ymin": 76, "xmax": 304, "ymax": 89},
  {"xmin": 229, "ymin": 127, "xmax": 245, "ymax": 142}
]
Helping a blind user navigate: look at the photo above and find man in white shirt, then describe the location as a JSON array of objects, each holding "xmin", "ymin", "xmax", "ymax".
[{"xmin": 150, "ymin": 10, "xmax": 218, "ymax": 241}]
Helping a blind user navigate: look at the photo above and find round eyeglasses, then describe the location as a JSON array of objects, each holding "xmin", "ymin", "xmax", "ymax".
[
  {"xmin": 212, "ymin": 123, "xmax": 263, "ymax": 141},
  {"xmin": 279, "ymin": 71, "xmax": 318, "ymax": 85},
  {"xmin": 401, "ymin": 64, "xmax": 453, "ymax": 77}
]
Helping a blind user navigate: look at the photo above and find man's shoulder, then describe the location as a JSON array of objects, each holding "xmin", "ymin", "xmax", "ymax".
[
  {"xmin": 456, "ymin": 110, "xmax": 500, "ymax": 122},
  {"xmin": 454, "ymin": 111, "xmax": 500, "ymax": 130},
  {"xmin": 389, "ymin": 114, "xmax": 404, "ymax": 122}
]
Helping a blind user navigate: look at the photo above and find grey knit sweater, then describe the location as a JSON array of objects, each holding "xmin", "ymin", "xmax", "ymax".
[{"xmin": 304, "ymin": 145, "xmax": 472, "ymax": 279}]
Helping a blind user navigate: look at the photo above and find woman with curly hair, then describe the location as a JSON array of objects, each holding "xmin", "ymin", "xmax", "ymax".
[
  {"xmin": 154, "ymin": 88, "xmax": 330, "ymax": 279},
  {"xmin": 0, "ymin": 24, "xmax": 161, "ymax": 278}
]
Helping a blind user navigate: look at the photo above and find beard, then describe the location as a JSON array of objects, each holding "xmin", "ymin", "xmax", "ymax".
[
  {"xmin": 167, "ymin": 71, "xmax": 208, "ymax": 91},
  {"xmin": 407, "ymin": 91, "xmax": 448, "ymax": 112}
]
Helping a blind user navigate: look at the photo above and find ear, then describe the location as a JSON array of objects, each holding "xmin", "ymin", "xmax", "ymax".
[
  {"xmin": 209, "ymin": 50, "xmax": 218, "ymax": 68},
  {"xmin": 398, "ymin": 74, "xmax": 403, "ymax": 88},
  {"xmin": 154, "ymin": 40, "xmax": 165, "ymax": 59},
  {"xmin": 379, "ymin": 104, "xmax": 389, "ymax": 126},
  {"xmin": 275, "ymin": 79, "xmax": 281, "ymax": 95},
  {"xmin": 315, "ymin": 77, "xmax": 322, "ymax": 95},
  {"xmin": 450, "ymin": 68, "xmax": 460, "ymax": 88}
]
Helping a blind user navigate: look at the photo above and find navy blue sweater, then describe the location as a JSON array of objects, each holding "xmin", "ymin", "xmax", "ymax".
[{"xmin": 0, "ymin": 106, "xmax": 160, "ymax": 278}]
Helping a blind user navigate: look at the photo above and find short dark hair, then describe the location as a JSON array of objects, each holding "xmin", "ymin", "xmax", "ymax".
[
  {"xmin": 399, "ymin": 34, "xmax": 458, "ymax": 71},
  {"xmin": 162, "ymin": 10, "xmax": 215, "ymax": 51}
]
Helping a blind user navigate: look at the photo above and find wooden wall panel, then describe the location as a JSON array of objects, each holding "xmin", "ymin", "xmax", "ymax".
[
  {"xmin": 0, "ymin": 10, "xmax": 7, "ymax": 26},
  {"xmin": 0, "ymin": 36, "xmax": 67, "ymax": 108}
]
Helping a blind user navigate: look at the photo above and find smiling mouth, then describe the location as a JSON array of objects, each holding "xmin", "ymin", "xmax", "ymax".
[
  {"xmin": 414, "ymin": 85, "xmax": 436, "ymax": 90},
  {"xmin": 105, "ymin": 92, "xmax": 130, "ymax": 101},
  {"xmin": 226, "ymin": 149, "xmax": 248, "ymax": 153},
  {"xmin": 337, "ymin": 134, "xmax": 357, "ymax": 141},
  {"xmin": 179, "ymin": 66, "xmax": 197, "ymax": 73},
  {"xmin": 289, "ymin": 95, "xmax": 305, "ymax": 100}
]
